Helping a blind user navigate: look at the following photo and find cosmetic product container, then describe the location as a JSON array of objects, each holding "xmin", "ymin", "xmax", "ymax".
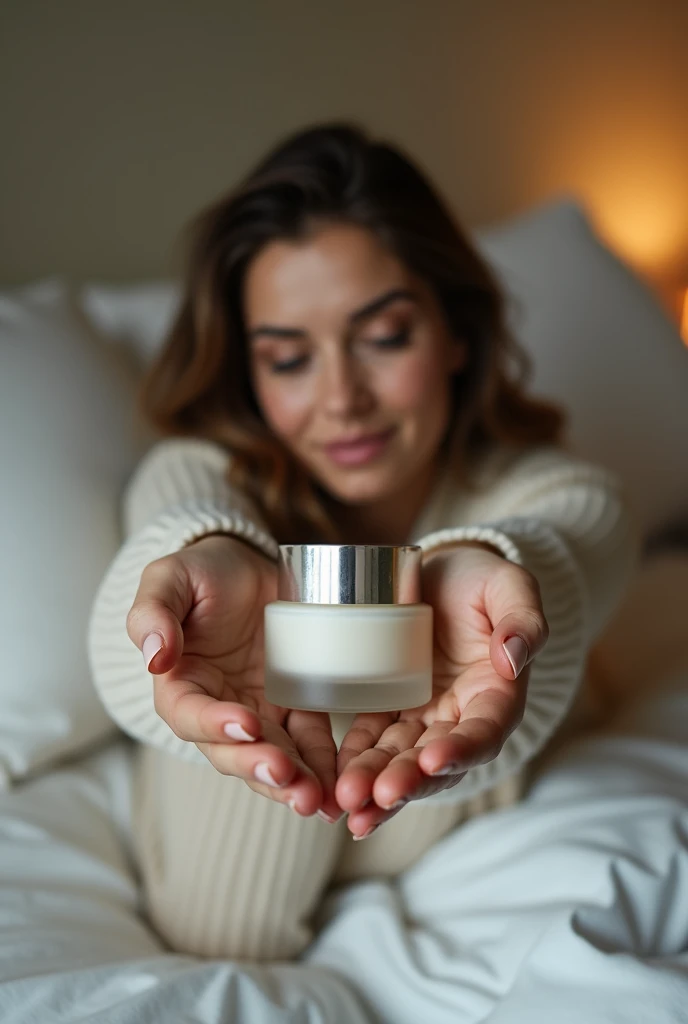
[{"xmin": 264, "ymin": 544, "xmax": 432, "ymax": 713}]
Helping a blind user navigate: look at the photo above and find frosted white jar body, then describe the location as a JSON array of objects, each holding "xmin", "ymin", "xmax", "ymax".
[{"xmin": 264, "ymin": 601, "xmax": 433, "ymax": 713}]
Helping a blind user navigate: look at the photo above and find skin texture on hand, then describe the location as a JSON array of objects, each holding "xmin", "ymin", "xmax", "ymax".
[
  {"xmin": 334, "ymin": 544, "xmax": 549, "ymax": 837},
  {"xmin": 126, "ymin": 534, "xmax": 342, "ymax": 821}
]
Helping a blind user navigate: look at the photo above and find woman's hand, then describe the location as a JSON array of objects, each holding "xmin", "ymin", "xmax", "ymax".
[
  {"xmin": 335, "ymin": 544, "xmax": 549, "ymax": 837},
  {"xmin": 126, "ymin": 535, "xmax": 340, "ymax": 820}
]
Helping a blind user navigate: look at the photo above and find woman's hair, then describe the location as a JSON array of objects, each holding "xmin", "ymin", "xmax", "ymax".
[{"xmin": 142, "ymin": 122, "xmax": 565, "ymax": 542}]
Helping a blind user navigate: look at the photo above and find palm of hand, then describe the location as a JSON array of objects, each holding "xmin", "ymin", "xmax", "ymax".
[
  {"xmin": 399, "ymin": 558, "xmax": 500, "ymax": 729},
  {"xmin": 170, "ymin": 573, "xmax": 283, "ymax": 727},
  {"xmin": 157, "ymin": 538, "xmax": 339, "ymax": 817},
  {"xmin": 334, "ymin": 547, "xmax": 537, "ymax": 834},
  {"xmin": 155, "ymin": 537, "xmax": 292, "ymax": 736}
]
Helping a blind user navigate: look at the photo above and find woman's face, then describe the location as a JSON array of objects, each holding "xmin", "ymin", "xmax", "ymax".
[{"xmin": 244, "ymin": 222, "xmax": 466, "ymax": 506}]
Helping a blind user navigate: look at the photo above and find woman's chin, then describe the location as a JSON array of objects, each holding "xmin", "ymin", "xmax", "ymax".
[{"xmin": 320, "ymin": 467, "xmax": 400, "ymax": 507}]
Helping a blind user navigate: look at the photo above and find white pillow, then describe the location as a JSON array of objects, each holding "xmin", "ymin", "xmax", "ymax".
[
  {"xmin": 477, "ymin": 200, "xmax": 688, "ymax": 537},
  {"xmin": 0, "ymin": 282, "xmax": 139, "ymax": 784},
  {"xmin": 80, "ymin": 281, "xmax": 180, "ymax": 366},
  {"xmin": 80, "ymin": 199, "xmax": 688, "ymax": 537}
]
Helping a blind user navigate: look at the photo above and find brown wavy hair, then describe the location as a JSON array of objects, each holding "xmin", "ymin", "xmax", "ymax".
[{"xmin": 141, "ymin": 123, "xmax": 565, "ymax": 543}]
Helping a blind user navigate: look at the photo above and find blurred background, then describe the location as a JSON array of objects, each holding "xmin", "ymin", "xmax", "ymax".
[{"xmin": 1, "ymin": 0, "xmax": 687, "ymax": 319}]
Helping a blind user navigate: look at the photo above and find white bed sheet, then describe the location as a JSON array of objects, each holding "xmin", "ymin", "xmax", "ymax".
[{"xmin": 1, "ymin": 678, "xmax": 687, "ymax": 1023}]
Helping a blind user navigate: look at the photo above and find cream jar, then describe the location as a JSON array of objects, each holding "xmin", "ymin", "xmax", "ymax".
[{"xmin": 264, "ymin": 544, "xmax": 432, "ymax": 713}]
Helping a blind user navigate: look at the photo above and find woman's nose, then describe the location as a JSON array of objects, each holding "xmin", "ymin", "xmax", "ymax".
[{"xmin": 321, "ymin": 354, "xmax": 372, "ymax": 418}]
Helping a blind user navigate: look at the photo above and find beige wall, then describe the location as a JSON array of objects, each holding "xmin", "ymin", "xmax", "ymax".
[{"xmin": 1, "ymin": 0, "xmax": 686, "ymax": 286}]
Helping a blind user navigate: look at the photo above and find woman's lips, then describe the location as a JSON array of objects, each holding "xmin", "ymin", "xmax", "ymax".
[{"xmin": 323, "ymin": 427, "xmax": 396, "ymax": 467}]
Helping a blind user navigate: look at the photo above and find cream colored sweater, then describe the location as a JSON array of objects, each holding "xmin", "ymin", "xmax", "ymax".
[{"xmin": 88, "ymin": 438, "xmax": 636, "ymax": 960}]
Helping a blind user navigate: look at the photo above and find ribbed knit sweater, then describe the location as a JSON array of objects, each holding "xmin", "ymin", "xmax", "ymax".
[{"xmin": 88, "ymin": 439, "xmax": 636, "ymax": 960}]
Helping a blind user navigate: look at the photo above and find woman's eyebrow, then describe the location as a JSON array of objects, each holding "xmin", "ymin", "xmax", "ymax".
[
  {"xmin": 349, "ymin": 288, "xmax": 418, "ymax": 325},
  {"xmin": 247, "ymin": 288, "xmax": 417, "ymax": 342},
  {"xmin": 247, "ymin": 325, "xmax": 306, "ymax": 342}
]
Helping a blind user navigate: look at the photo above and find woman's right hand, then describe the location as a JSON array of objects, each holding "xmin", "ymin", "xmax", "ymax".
[{"xmin": 126, "ymin": 534, "xmax": 340, "ymax": 820}]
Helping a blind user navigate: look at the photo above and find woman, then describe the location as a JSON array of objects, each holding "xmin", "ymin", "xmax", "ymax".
[{"xmin": 89, "ymin": 123, "xmax": 635, "ymax": 962}]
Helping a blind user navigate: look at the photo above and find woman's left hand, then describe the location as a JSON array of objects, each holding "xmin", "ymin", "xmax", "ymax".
[{"xmin": 335, "ymin": 543, "xmax": 549, "ymax": 838}]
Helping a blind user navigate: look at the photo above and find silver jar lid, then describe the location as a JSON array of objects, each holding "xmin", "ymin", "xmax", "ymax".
[{"xmin": 277, "ymin": 544, "xmax": 422, "ymax": 604}]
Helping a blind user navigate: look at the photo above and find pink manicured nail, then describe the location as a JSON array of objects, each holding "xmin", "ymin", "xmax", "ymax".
[
  {"xmin": 288, "ymin": 797, "xmax": 302, "ymax": 814},
  {"xmin": 430, "ymin": 763, "xmax": 460, "ymax": 776},
  {"xmin": 503, "ymin": 635, "xmax": 529, "ymax": 678},
  {"xmin": 224, "ymin": 722, "xmax": 257, "ymax": 742},
  {"xmin": 254, "ymin": 763, "xmax": 281, "ymax": 788},
  {"xmin": 142, "ymin": 633, "xmax": 163, "ymax": 670},
  {"xmin": 317, "ymin": 810, "xmax": 337, "ymax": 824},
  {"xmin": 353, "ymin": 825, "xmax": 378, "ymax": 842},
  {"xmin": 381, "ymin": 798, "xmax": 406, "ymax": 811}
]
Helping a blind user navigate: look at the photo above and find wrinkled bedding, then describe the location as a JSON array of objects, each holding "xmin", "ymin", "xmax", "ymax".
[{"xmin": 1, "ymin": 678, "xmax": 687, "ymax": 1023}]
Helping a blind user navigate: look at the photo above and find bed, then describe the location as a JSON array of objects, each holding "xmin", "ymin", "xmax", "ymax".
[{"xmin": 1, "ymin": 199, "xmax": 687, "ymax": 1022}]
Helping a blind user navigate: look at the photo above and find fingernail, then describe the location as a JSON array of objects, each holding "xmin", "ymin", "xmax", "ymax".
[
  {"xmin": 224, "ymin": 722, "xmax": 257, "ymax": 742},
  {"xmin": 142, "ymin": 632, "xmax": 163, "ymax": 670},
  {"xmin": 254, "ymin": 763, "xmax": 282, "ymax": 788},
  {"xmin": 503, "ymin": 635, "xmax": 529, "ymax": 678},
  {"xmin": 353, "ymin": 825, "xmax": 378, "ymax": 842},
  {"xmin": 316, "ymin": 810, "xmax": 337, "ymax": 824},
  {"xmin": 430, "ymin": 763, "xmax": 460, "ymax": 776},
  {"xmin": 380, "ymin": 798, "xmax": 406, "ymax": 811},
  {"xmin": 288, "ymin": 797, "xmax": 302, "ymax": 815}
]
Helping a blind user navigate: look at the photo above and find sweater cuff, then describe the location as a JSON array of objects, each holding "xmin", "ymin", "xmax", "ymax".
[
  {"xmin": 418, "ymin": 525, "xmax": 523, "ymax": 566},
  {"xmin": 154, "ymin": 500, "xmax": 279, "ymax": 563},
  {"xmin": 416, "ymin": 518, "xmax": 588, "ymax": 805}
]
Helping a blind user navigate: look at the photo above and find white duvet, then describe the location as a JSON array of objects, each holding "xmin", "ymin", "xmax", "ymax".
[{"xmin": 1, "ymin": 678, "xmax": 687, "ymax": 1024}]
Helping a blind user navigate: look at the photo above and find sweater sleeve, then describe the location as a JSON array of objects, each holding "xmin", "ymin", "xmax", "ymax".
[
  {"xmin": 88, "ymin": 439, "xmax": 278, "ymax": 762},
  {"xmin": 415, "ymin": 448, "xmax": 639, "ymax": 804}
]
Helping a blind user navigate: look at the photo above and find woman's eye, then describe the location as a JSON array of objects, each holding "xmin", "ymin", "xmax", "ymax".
[
  {"xmin": 371, "ymin": 328, "xmax": 411, "ymax": 350},
  {"xmin": 270, "ymin": 354, "xmax": 309, "ymax": 375}
]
